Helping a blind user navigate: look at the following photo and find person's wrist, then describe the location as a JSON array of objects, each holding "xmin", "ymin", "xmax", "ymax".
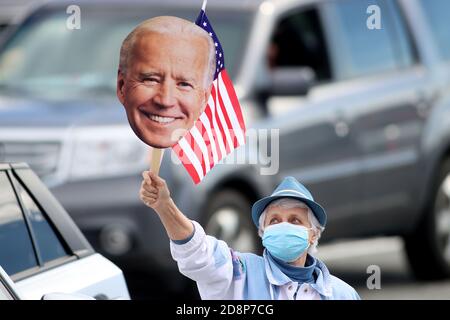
[{"xmin": 153, "ymin": 197, "xmax": 174, "ymax": 215}]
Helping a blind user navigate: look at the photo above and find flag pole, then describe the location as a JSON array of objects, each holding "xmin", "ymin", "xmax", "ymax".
[
  {"xmin": 150, "ymin": 148, "xmax": 164, "ymax": 176},
  {"xmin": 202, "ymin": 0, "xmax": 207, "ymax": 11}
]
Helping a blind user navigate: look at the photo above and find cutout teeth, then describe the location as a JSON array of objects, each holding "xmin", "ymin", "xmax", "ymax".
[{"xmin": 149, "ymin": 114, "xmax": 176, "ymax": 124}]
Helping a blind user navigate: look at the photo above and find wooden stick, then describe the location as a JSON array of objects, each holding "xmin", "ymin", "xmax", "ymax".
[{"xmin": 150, "ymin": 148, "xmax": 164, "ymax": 176}]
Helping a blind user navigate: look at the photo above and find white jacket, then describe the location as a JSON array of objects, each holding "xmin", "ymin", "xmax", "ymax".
[{"xmin": 170, "ymin": 221, "xmax": 360, "ymax": 300}]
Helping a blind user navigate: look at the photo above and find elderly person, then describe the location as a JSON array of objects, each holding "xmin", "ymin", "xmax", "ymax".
[
  {"xmin": 140, "ymin": 173, "xmax": 360, "ymax": 300},
  {"xmin": 117, "ymin": 16, "xmax": 215, "ymax": 148}
]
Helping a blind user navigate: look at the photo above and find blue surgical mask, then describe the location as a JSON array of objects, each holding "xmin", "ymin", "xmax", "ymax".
[{"xmin": 262, "ymin": 222, "xmax": 311, "ymax": 263}]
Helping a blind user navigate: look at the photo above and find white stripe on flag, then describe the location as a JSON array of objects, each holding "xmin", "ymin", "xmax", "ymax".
[
  {"xmin": 215, "ymin": 84, "xmax": 234, "ymax": 152},
  {"xmin": 191, "ymin": 125, "xmax": 210, "ymax": 174},
  {"xmin": 209, "ymin": 83, "xmax": 227, "ymax": 158},
  {"xmin": 178, "ymin": 137, "xmax": 204, "ymax": 180},
  {"xmin": 218, "ymin": 73, "xmax": 245, "ymax": 146},
  {"xmin": 199, "ymin": 113, "xmax": 218, "ymax": 164}
]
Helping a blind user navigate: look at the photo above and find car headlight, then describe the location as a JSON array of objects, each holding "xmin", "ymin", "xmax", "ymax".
[{"xmin": 69, "ymin": 125, "xmax": 149, "ymax": 181}]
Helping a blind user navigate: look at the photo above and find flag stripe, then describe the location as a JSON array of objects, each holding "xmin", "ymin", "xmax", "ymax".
[
  {"xmin": 217, "ymin": 73, "xmax": 245, "ymax": 146},
  {"xmin": 211, "ymin": 83, "xmax": 229, "ymax": 155},
  {"xmin": 221, "ymin": 70, "xmax": 246, "ymax": 132},
  {"xmin": 187, "ymin": 130, "xmax": 207, "ymax": 177},
  {"xmin": 199, "ymin": 113, "xmax": 218, "ymax": 165},
  {"xmin": 178, "ymin": 137, "xmax": 204, "ymax": 182},
  {"xmin": 205, "ymin": 91, "xmax": 224, "ymax": 160},
  {"xmin": 172, "ymin": 143, "xmax": 201, "ymax": 184},
  {"xmin": 196, "ymin": 118, "xmax": 215, "ymax": 170},
  {"xmin": 191, "ymin": 124, "xmax": 210, "ymax": 174},
  {"xmin": 214, "ymin": 86, "xmax": 232, "ymax": 154},
  {"xmin": 217, "ymin": 79, "xmax": 238, "ymax": 149}
]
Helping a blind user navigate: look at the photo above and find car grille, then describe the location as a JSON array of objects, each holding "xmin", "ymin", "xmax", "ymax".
[{"xmin": 0, "ymin": 141, "xmax": 61, "ymax": 178}]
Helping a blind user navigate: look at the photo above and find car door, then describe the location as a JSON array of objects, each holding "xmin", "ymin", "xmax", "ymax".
[
  {"xmin": 319, "ymin": 0, "xmax": 432, "ymax": 234},
  {"xmin": 0, "ymin": 265, "xmax": 21, "ymax": 300},
  {"xmin": 260, "ymin": 4, "xmax": 362, "ymax": 235},
  {"xmin": 0, "ymin": 165, "xmax": 129, "ymax": 299},
  {"xmin": 0, "ymin": 278, "xmax": 15, "ymax": 300}
]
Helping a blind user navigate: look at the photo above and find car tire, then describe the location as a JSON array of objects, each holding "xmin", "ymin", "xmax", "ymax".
[
  {"xmin": 202, "ymin": 189, "xmax": 262, "ymax": 254},
  {"xmin": 404, "ymin": 157, "xmax": 450, "ymax": 280}
]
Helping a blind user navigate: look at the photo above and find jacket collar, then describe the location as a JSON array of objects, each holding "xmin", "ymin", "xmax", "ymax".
[
  {"xmin": 310, "ymin": 259, "xmax": 333, "ymax": 298},
  {"xmin": 263, "ymin": 250, "xmax": 333, "ymax": 298},
  {"xmin": 264, "ymin": 250, "xmax": 292, "ymax": 286}
]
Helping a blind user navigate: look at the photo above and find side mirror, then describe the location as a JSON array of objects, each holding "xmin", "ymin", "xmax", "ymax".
[{"xmin": 265, "ymin": 66, "xmax": 316, "ymax": 96}]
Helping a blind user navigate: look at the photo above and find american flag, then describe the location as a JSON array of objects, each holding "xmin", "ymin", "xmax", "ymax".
[{"xmin": 172, "ymin": 8, "xmax": 246, "ymax": 184}]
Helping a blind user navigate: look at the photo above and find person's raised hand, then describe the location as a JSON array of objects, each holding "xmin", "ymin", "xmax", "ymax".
[{"xmin": 140, "ymin": 171, "xmax": 171, "ymax": 212}]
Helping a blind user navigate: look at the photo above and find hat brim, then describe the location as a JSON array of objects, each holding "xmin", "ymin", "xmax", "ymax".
[{"xmin": 251, "ymin": 195, "xmax": 327, "ymax": 228}]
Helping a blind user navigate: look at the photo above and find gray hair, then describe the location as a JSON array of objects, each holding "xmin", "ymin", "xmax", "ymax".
[
  {"xmin": 119, "ymin": 16, "xmax": 216, "ymax": 88},
  {"xmin": 258, "ymin": 198, "xmax": 325, "ymax": 255}
]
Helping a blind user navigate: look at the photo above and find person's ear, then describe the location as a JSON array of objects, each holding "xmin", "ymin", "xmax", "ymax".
[
  {"xmin": 117, "ymin": 69, "xmax": 126, "ymax": 105},
  {"xmin": 309, "ymin": 229, "xmax": 316, "ymax": 245}
]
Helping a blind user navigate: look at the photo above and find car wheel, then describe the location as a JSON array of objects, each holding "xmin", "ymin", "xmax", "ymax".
[
  {"xmin": 203, "ymin": 189, "xmax": 261, "ymax": 254},
  {"xmin": 404, "ymin": 158, "xmax": 450, "ymax": 280}
]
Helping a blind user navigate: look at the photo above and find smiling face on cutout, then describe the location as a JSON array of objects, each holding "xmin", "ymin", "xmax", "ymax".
[{"xmin": 117, "ymin": 24, "xmax": 212, "ymax": 148}]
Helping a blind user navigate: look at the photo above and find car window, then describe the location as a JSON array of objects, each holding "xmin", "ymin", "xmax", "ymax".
[
  {"xmin": 0, "ymin": 172, "xmax": 38, "ymax": 275},
  {"xmin": 11, "ymin": 175, "xmax": 68, "ymax": 264},
  {"xmin": 418, "ymin": 0, "xmax": 450, "ymax": 61},
  {"xmin": 269, "ymin": 8, "xmax": 331, "ymax": 82},
  {"xmin": 0, "ymin": 6, "xmax": 252, "ymax": 97},
  {"xmin": 324, "ymin": 0, "xmax": 415, "ymax": 80}
]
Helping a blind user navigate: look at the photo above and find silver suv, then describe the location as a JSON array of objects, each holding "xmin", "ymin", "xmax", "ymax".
[{"xmin": 0, "ymin": 0, "xmax": 450, "ymax": 293}]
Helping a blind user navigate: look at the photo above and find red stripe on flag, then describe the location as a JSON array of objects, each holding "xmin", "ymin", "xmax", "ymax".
[
  {"xmin": 204, "ymin": 104, "xmax": 222, "ymax": 161},
  {"xmin": 217, "ymin": 81, "xmax": 239, "ymax": 149},
  {"xmin": 221, "ymin": 70, "xmax": 246, "ymax": 133},
  {"xmin": 195, "ymin": 120, "xmax": 214, "ymax": 170},
  {"xmin": 213, "ymin": 99, "xmax": 231, "ymax": 155},
  {"xmin": 205, "ymin": 88, "xmax": 223, "ymax": 160},
  {"xmin": 172, "ymin": 143, "xmax": 201, "ymax": 184},
  {"xmin": 186, "ymin": 131, "xmax": 207, "ymax": 177}
]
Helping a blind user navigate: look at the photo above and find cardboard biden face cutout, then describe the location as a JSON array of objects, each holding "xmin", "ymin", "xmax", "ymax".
[{"xmin": 117, "ymin": 16, "xmax": 215, "ymax": 149}]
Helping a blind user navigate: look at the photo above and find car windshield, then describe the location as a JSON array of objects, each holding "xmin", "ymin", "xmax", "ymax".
[{"xmin": 0, "ymin": 6, "xmax": 252, "ymax": 98}]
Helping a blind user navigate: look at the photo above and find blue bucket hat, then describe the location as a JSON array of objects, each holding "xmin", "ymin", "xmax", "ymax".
[{"xmin": 251, "ymin": 176, "xmax": 327, "ymax": 228}]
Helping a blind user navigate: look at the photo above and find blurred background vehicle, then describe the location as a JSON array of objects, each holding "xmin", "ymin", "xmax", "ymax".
[
  {"xmin": 0, "ymin": 163, "xmax": 130, "ymax": 300},
  {"xmin": 0, "ymin": 0, "xmax": 450, "ymax": 299},
  {"xmin": 0, "ymin": 0, "xmax": 44, "ymax": 35}
]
